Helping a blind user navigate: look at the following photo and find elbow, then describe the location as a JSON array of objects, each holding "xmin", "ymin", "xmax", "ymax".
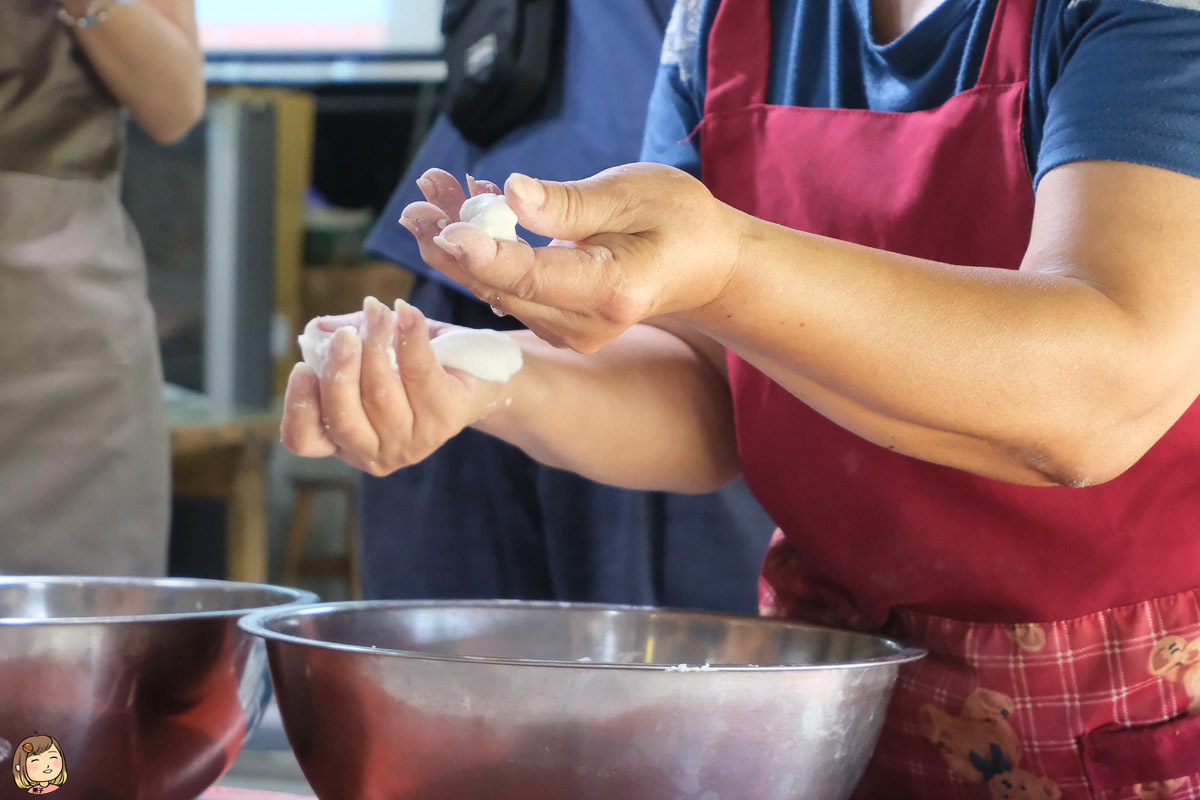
[
  {"xmin": 141, "ymin": 83, "xmax": 206, "ymax": 145},
  {"xmin": 679, "ymin": 448, "xmax": 745, "ymax": 494},
  {"xmin": 1020, "ymin": 448, "xmax": 1135, "ymax": 489},
  {"xmin": 678, "ymin": 466, "xmax": 743, "ymax": 495},
  {"xmin": 1012, "ymin": 356, "xmax": 1191, "ymax": 488},
  {"xmin": 1017, "ymin": 422, "xmax": 1160, "ymax": 489}
]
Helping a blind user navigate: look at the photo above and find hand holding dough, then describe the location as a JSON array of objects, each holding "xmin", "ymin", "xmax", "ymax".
[{"xmin": 297, "ymin": 315, "xmax": 523, "ymax": 383}]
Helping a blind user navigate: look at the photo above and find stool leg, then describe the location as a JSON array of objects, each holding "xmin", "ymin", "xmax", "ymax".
[
  {"xmin": 283, "ymin": 485, "xmax": 315, "ymax": 587},
  {"xmin": 344, "ymin": 487, "xmax": 361, "ymax": 600}
]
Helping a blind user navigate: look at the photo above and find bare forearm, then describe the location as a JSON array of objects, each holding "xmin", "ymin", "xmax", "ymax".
[
  {"xmin": 688, "ymin": 164, "xmax": 1200, "ymax": 486},
  {"xmin": 475, "ymin": 325, "xmax": 740, "ymax": 493},
  {"xmin": 692, "ymin": 232, "xmax": 1129, "ymax": 485},
  {"xmin": 63, "ymin": 0, "xmax": 204, "ymax": 143}
]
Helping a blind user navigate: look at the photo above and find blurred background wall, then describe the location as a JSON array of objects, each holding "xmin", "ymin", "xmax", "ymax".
[{"xmin": 125, "ymin": 0, "xmax": 447, "ymax": 599}]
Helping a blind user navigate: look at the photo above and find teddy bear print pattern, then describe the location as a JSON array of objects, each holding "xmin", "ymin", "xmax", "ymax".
[
  {"xmin": 1148, "ymin": 636, "xmax": 1200, "ymax": 716},
  {"xmin": 919, "ymin": 688, "xmax": 1062, "ymax": 800},
  {"xmin": 918, "ymin": 631, "xmax": 1200, "ymax": 800}
]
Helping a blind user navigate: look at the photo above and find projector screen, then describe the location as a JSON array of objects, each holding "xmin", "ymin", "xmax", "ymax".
[{"xmin": 199, "ymin": 0, "xmax": 446, "ymax": 83}]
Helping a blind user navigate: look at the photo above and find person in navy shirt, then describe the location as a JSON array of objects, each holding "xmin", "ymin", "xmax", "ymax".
[
  {"xmin": 357, "ymin": 0, "xmax": 774, "ymax": 612},
  {"xmin": 285, "ymin": 0, "xmax": 1200, "ymax": 794}
]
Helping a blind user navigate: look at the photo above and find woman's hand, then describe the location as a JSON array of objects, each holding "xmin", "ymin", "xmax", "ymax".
[
  {"xmin": 280, "ymin": 297, "xmax": 515, "ymax": 476},
  {"xmin": 399, "ymin": 163, "xmax": 744, "ymax": 354}
]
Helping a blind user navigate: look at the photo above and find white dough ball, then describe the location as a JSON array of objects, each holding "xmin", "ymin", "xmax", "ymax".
[
  {"xmin": 297, "ymin": 316, "xmax": 522, "ymax": 383},
  {"xmin": 459, "ymin": 193, "xmax": 519, "ymax": 241},
  {"xmin": 429, "ymin": 328, "xmax": 523, "ymax": 382},
  {"xmin": 298, "ymin": 317, "xmax": 398, "ymax": 373},
  {"xmin": 297, "ymin": 316, "xmax": 344, "ymax": 374}
]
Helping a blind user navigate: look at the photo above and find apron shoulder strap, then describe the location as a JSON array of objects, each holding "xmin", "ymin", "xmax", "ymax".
[
  {"xmin": 976, "ymin": 0, "xmax": 1034, "ymax": 87},
  {"xmin": 704, "ymin": 0, "xmax": 771, "ymax": 113}
]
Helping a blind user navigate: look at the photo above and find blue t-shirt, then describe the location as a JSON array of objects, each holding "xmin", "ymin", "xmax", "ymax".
[
  {"xmin": 642, "ymin": 0, "xmax": 1200, "ymax": 188},
  {"xmin": 367, "ymin": 0, "xmax": 675, "ymax": 290}
]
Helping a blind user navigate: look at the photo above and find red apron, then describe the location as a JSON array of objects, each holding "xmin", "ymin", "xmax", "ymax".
[{"xmin": 698, "ymin": 0, "xmax": 1200, "ymax": 796}]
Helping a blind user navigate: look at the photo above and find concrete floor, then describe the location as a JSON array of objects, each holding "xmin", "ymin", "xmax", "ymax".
[
  {"xmin": 209, "ymin": 447, "xmax": 363, "ymax": 799},
  {"xmin": 217, "ymin": 702, "xmax": 314, "ymax": 796}
]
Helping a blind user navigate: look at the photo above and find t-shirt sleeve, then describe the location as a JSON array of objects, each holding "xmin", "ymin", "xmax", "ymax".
[
  {"xmin": 1033, "ymin": 0, "xmax": 1200, "ymax": 187},
  {"xmin": 640, "ymin": 0, "xmax": 712, "ymax": 177}
]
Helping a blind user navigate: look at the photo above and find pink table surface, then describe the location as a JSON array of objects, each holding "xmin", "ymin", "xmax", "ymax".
[{"xmin": 200, "ymin": 787, "xmax": 316, "ymax": 800}]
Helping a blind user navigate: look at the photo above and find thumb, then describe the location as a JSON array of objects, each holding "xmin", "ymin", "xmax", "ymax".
[{"xmin": 504, "ymin": 167, "xmax": 644, "ymax": 242}]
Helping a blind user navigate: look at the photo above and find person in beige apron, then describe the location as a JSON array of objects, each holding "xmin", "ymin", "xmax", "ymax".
[{"xmin": 0, "ymin": 0, "xmax": 204, "ymax": 575}]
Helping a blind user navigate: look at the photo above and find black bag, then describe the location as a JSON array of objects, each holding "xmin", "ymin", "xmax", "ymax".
[{"xmin": 440, "ymin": 0, "xmax": 563, "ymax": 147}]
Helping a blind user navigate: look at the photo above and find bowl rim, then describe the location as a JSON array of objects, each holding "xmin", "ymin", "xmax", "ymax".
[
  {"xmin": 238, "ymin": 598, "xmax": 927, "ymax": 671},
  {"xmin": 0, "ymin": 575, "xmax": 318, "ymax": 625}
]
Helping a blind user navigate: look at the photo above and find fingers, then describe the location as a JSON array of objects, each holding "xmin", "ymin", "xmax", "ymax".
[
  {"xmin": 434, "ymin": 221, "xmax": 642, "ymax": 325},
  {"xmin": 399, "ymin": 199, "xmax": 449, "ymax": 231},
  {"xmin": 399, "ymin": 201, "xmax": 476, "ymax": 287},
  {"xmin": 468, "ymin": 175, "xmax": 503, "ymax": 196},
  {"xmin": 356, "ymin": 296, "xmax": 458, "ymax": 471},
  {"xmin": 504, "ymin": 163, "xmax": 673, "ymax": 242},
  {"xmin": 359, "ymin": 296, "xmax": 410, "ymax": 440},
  {"xmin": 414, "ymin": 168, "xmax": 466, "ymax": 216},
  {"xmin": 403, "ymin": 163, "xmax": 698, "ymax": 352},
  {"xmin": 390, "ymin": 298, "xmax": 462, "ymax": 431},
  {"xmin": 315, "ymin": 326, "xmax": 383, "ymax": 466},
  {"xmin": 413, "ymin": 169, "xmax": 502, "ymax": 213},
  {"xmin": 288, "ymin": 297, "xmax": 487, "ymax": 475},
  {"xmin": 311, "ymin": 310, "xmax": 365, "ymax": 332},
  {"xmin": 430, "ymin": 222, "xmax": 534, "ymax": 309},
  {"xmin": 399, "ymin": 170, "xmax": 521, "ymax": 293},
  {"xmin": 280, "ymin": 363, "xmax": 337, "ymax": 458}
]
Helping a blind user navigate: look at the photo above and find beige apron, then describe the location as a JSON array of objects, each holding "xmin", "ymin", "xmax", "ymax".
[{"xmin": 0, "ymin": 1, "xmax": 169, "ymax": 575}]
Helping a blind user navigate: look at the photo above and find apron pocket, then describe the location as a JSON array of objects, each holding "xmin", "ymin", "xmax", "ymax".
[{"xmin": 1080, "ymin": 714, "xmax": 1200, "ymax": 798}]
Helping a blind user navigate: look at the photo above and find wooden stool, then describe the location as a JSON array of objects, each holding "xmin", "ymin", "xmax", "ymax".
[
  {"xmin": 168, "ymin": 394, "xmax": 280, "ymax": 584},
  {"xmin": 283, "ymin": 477, "xmax": 361, "ymax": 599}
]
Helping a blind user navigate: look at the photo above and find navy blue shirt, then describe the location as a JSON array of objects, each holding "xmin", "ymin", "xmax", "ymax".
[
  {"xmin": 643, "ymin": 0, "xmax": 1200, "ymax": 188},
  {"xmin": 367, "ymin": 0, "xmax": 675, "ymax": 291}
]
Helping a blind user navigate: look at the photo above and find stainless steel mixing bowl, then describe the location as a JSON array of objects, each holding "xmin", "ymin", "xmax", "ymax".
[
  {"xmin": 240, "ymin": 600, "xmax": 924, "ymax": 800},
  {"xmin": 0, "ymin": 575, "xmax": 315, "ymax": 800}
]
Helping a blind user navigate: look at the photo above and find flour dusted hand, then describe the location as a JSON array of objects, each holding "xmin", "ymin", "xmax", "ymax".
[
  {"xmin": 297, "ymin": 313, "xmax": 523, "ymax": 382},
  {"xmin": 282, "ymin": 297, "xmax": 523, "ymax": 477},
  {"xmin": 401, "ymin": 164, "xmax": 742, "ymax": 355}
]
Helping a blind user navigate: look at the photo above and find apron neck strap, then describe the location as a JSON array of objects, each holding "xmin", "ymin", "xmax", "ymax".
[
  {"xmin": 704, "ymin": 0, "xmax": 1032, "ymax": 116},
  {"xmin": 705, "ymin": 0, "xmax": 771, "ymax": 113},
  {"xmin": 976, "ymin": 0, "xmax": 1034, "ymax": 87}
]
